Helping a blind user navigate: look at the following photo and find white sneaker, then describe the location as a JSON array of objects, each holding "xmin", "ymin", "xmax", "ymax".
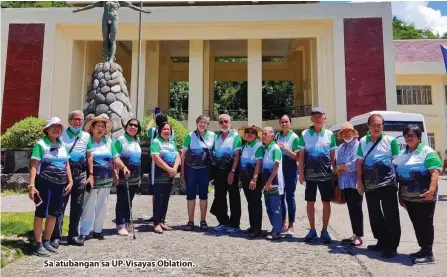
[
  {"xmin": 214, "ymin": 224, "xmax": 228, "ymax": 231},
  {"xmin": 226, "ymin": 227, "xmax": 240, "ymax": 234},
  {"xmin": 117, "ymin": 227, "xmax": 129, "ymax": 236}
]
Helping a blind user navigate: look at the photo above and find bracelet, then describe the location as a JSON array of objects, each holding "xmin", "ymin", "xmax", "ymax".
[{"xmin": 28, "ymin": 184, "xmax": 35, "ymax": 188}]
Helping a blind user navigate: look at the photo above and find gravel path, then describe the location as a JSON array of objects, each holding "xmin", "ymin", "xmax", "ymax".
[{"xmin": 2, "ymin": 182, "xmax": 447, "ymax": 276}]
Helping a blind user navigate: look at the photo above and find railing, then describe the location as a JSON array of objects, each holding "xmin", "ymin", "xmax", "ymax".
[{"xmin": 147, "ymin": 105, "xmax": 312, "ymax": 122}]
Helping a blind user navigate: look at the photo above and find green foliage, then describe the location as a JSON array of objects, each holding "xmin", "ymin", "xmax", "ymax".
[
  {"xmin": 140, "ymin": 115, "xmax": 188, "ymax": 150},
  {"xmin": 0, "ymin": 117, "xmax": 46, "ymax": 150},
  {"xmin": 169, "ymin": 81, "xmax": 189, "ymax": 121},
  {"xmin": 0, "ymin": 1, "xmax": 69, "ymax": 8},
  {"xmin": 393, "ymin": 17, "xmax": 440, "ymax": 40},
  {"xmin": 262, "ymin": 81, "xmax": 294, "ymax": 120}
]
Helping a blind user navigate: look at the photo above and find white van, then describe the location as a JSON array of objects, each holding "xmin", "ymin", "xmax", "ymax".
[{"xmin": 329, "ymin": 111, "xmax": 429, "ymax": 151}]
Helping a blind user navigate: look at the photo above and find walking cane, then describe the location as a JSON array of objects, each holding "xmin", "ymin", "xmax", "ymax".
[{"xmin": 126, "ymin": 177, "xmax": 136, "ymax": 239}]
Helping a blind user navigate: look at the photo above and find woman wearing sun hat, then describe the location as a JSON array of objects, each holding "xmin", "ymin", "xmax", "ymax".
[
  {"xmin": 238, "ymin": 124, "xmax": 264, "ymax": 237},
  {"xmin": 335, "ymin": 122, "xmax": 363, "ymax": 247},
  {"xmin": 79, "ymin": 115, "xmax": 130, "ymax": 241},
  {"xmin": 28, "ymin": 117, "xmax": 73, "ymax": 256}
]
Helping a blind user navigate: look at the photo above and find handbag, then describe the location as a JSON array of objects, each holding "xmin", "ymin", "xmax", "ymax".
[
  {"xmin": 361, "ymin": 137, "xmax": 382, "ymax": 184},
  {"xmin": 331, "ymin": 174, "xmax": 345, "ymax": 204},
  {"xmin": 195, "ymin": 130, "xmax": 216, "ymax": 181}
]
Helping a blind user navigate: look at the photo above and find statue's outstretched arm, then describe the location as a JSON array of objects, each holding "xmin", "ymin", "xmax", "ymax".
[
  {"xmin": 72, "ymin": 1, "xmax": 102, "ymax": 13},
  {"xmin": 120, "ymin": 1, "xmax": 151, "ymax": 13}
]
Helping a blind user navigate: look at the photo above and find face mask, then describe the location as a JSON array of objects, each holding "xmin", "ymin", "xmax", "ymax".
[
  {"xmin": 344, "ymin": 138, "xmax": 354, "ymax": 143},
  {"xmin": 69, "ymin": 126, "xmax": 81, "ymax": 133},
  {"xmin": 221, "ymin": 128, "xmax": 230, "ymax": 133}
]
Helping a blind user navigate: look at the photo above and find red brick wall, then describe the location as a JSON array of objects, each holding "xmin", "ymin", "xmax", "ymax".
[
  {"xmin": 2, "ymin": 24, "xmax": 45, "ymax": 134},
  {"xmin": 344, "ymin": 18, "xmax": 386, "ymax": 120}
]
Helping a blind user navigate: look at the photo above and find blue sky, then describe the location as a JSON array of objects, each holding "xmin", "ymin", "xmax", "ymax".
[{"xmin": 320, "ymin": 1, "xmax": 447, "ymax": 35}]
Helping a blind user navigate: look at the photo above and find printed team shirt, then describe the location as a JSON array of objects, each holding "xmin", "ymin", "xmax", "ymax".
[
  {"xmin": 114, "ymin": 133, "xmax": 142, "ymax": 186},
  {"xmin": 357, "ymin": 131, "xmax": 399, "ymax": 191},
  {"xmin": 213, "ymin": 129, "xmax": 242, "ymax": 169},
  {"xmin": 31, "ymin": 136, "xmax": 69, "ymax": 185},
  {"xmin": 262, "ymin": 141, "xmax": 284, "ymax": 195},
  {"xmin": 298, "ymin": 127, "xmax": 337, "ymax": 182},
  {"xmin": 239, "ymin": 139, "xmax": 264, "ymax": 184},
  {"xmin": 394, "ymin": 143, "xmax": 442, "ymax": 203},
  {"xmin": 60, "ymin": 128, "xmax": 91, "ymax": 171},
  {"xmin": 183, "ymin": 130, "xmax": 215, "ymax": 169},
  {"xmin": 147, "ymin": 127, "xmax": 175, "ymax": 144},
  {"xmin": 88, "ymin": 136, "xmax": 119, "ymax": 188},
  {"xmin": 150, "ymin": 136, "xmax": 178, "ymax": 184},
  {"xmin": 275, "ymin": 130, "xmax": 300, "ymax": 162}
]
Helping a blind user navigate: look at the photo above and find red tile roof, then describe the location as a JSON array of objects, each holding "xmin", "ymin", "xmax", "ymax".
[{"xmin": 394, "ymin": 39, "xmax": 447, "ymax": 63}]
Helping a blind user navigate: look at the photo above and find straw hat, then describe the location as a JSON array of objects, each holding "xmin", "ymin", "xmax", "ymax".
[
  {"xmin": 84, "ymin": 115, "xmax": 113, "ymax": 134},
  {"xmin": 238, "ymin": 124, "xmax": 262, "ymax": 139},
  {"xmin": 337, "ymin": 122, "xmax": 358, "ymax": 140},
  {"xmin": 43, "ymin": 117, "xmax": 63, "ymax": 131}
]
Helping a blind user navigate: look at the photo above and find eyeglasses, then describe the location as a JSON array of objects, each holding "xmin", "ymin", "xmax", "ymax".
[
  {"xmin": 71, "ymin": 118, "xmax": 83, "ymax": 122},
  {"xmin": 404, "ymin": 134, "xmax": 417, "ymax": 139},
  {"xmin": 219, "ymin": 120, "xmax": 229, "ymax": 124},
  {"xmin": 128, "ymin": 123, "xmax": 138, "ymax": 128},
  {"xmin": 246, "ymin": 130, "xmax": 257, "ymax": 135}
]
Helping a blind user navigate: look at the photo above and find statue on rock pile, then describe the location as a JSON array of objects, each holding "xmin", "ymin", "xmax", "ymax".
[{"xmin": 73, "ymin": 1, "xmax": 151, "ymax": 138}]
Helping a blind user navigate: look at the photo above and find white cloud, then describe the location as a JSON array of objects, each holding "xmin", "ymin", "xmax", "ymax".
[
  {"xmin": 391, "ymin": 1, "xmax": 447, "ymax": 36},
  {"xmin": 350, "ymin": 1, "xmax": 447, "ymax": 36}
]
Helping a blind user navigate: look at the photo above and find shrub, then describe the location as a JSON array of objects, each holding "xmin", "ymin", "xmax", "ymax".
[
  {"xmin": 0, "ymin": 117, "xmax": 46, "ymax": 150},
  {"xmin": 140, "ymin": 114, "xmax": 188, "ymax": 150}
]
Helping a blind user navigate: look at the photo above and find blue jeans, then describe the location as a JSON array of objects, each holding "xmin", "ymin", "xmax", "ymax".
[
  {"xmin": 264, "ymin": 194, "xmax": 282, "ymax": 233},
  {"xmin": 185, "ymin": 166, "xmax": 210, "ymax": 200},
  {"xmin": 115, "ymin": 185, "xmax": 138, "ymax": 227},
  {"xmin": 281, "ymin": 158, "xmax": 298, "ymax": 223}
]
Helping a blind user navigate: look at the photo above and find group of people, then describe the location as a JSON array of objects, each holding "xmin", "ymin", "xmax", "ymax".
[{"xmin": 28, "ymin": 107, "xmax": 442, "ymax": 265}]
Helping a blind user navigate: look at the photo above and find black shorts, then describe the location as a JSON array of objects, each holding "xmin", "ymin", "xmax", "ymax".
[{"xmin": 305, "ymin": 181, "xmax": 332, "ymax": 202}]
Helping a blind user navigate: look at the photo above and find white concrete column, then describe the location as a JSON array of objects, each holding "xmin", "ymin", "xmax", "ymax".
[
  {"xmin": 158, "ymin": 41, "xmax": 170, "ymax": 112},
  {"xmin": 203, "ymin": 40, "xmax": 213, "ymax": 116},
  {"xmin": 333, "ymin": 19, "xmax": 347, "ymax": 123},
  {"xmin": 0, "ymin": 23, "xmax": 10, "ymax": 121},
  {"xmin": 131, "ymin": 40, "xmax": 146, "ymax": 119},
  {"xmin": 382, "ymin": 9, "xmax": 398, "ymax": 111},
  {"xmin": 38, "ymin": 23, "xmax": 56, "ymax": 119},
  {"xmin": 247, "ymin": 39, "xmax": 262, "ymax": 126},
  {"xmin": 145, "ymin": 41, "xmax": 160, "ymax": 113},
  {"xmin": 188, "ymin": 40, "xmax": 204, "ymax": 129}
]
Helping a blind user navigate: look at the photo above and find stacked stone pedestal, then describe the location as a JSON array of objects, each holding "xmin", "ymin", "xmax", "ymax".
[{"xmin": 83, "ymin": 62, "xmax": 134, "ymax": 138}]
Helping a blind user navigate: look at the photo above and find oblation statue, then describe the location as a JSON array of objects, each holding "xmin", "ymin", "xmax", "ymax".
[{"xmin": 73, "ymin": 1, "xmax": 151, "ymax": 63}]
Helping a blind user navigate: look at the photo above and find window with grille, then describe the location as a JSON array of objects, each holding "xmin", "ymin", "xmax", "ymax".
[
  {"xmin": 428, "ymin": 133, "xmax": 436, "ymax": 149},
  {"xmin": 396, "ymin": 85, "xmax": 432, "ymax": 105}
]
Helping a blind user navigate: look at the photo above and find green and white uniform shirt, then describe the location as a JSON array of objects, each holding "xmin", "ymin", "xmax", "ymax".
[
  {"xmin": 31, "ymin": 136, "xmax": 69, "ymax": 185},
  {"xmin": 114, "ymin": 133, "xmax": 142, "ymax": 186},
  {"xmin": 183, "ymin": 130, "xmax": 215, "ymax": 169},
  {"xmin": 298, "ymin": 127, "xmax": 336, "ymax": 182},
  {"xmin": 394, "ymin": 143, "xmax": 442, "ymax": 202},
  {"xmin": 275, "ymin": 130, "xmax": 300, "ymax": 163},
  {"xmin": 148, "ymin": 127, "xmax": 175, "ymax": 144},
  {"xmin": 262, "ymin": 141, "xmax": 284, "ymax": 195},
  {"xmin": 239, "ymin": 139, "xmax": 264, "ymax": 184},
  {"xmin": 213, "ymin": 129, "xmax": 242, "ymax": 170},
  {"xmin": 88, "ymin": 136, "xmax": 119, "ymax": 188},
  {"xmin": 357, "ymin": 131, "xmax": 399, "ymax": 191},
  {"xmin": 61, "ymin": 129, "xmax": 91, "ymax": 171},
  {"xmin": 150, "ymin": 136, "xmax": 178, "ymax": 184}
]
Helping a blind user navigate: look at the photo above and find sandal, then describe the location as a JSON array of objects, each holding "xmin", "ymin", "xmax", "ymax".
[
  {"xmin": 200, "ymin": 221, "xmax": 208, "ymax": 231},
  {"xmin": 352, "ymin": 238, "xmax": 363, "ymax": 247},
  {"xmin": 184, "ymin": 221, "xmax": 194, "ymax": 231}
]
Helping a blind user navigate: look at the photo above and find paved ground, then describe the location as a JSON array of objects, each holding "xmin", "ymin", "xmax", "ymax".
[{"xmin": 2, "ymin": 178, "xmax": 447, "ymax": 277}]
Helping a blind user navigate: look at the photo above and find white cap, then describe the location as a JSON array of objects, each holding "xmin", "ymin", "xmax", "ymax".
[{"xmin": 43, "ymin": 117, "xmax": 63, "ymax": 130}]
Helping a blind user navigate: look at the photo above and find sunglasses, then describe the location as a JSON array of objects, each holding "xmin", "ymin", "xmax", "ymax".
[
  {"xmin": 246, "ymin": 130, "xmax": 257, "ymax": 135},
  {"xmin": 128, "ymin": 123, "xmax": 139, "ymax": 128},
  {"xmin": 219, "ymin": 120, "xmax": 229, "ymax": 124},
  {"xmin": 404, "ymin": 134, "xmax": 417, "ymax": 139}
]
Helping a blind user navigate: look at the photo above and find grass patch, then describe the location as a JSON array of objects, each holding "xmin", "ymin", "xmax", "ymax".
[
  {"xmin": 1, "ymin": 189, "xmax": 28, "ymax": 196},
  {"xmin": 1, "ymin": 212, "xmax": 69, "ymax": 267}
]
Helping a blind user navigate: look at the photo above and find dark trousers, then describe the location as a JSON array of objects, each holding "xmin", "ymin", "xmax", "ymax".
[
  {"xmin": 153, "ymin": 182, "xmax": 173, "ymax": 226},
  {"xmin": 365, "ymin": 186, "xmax": 401, "ymax": 252},
  {"xmin": 242, "ymin": 180, "xmax": 262, "ymax": 231},
  {"xmin": 210, "ymin": 168, "xmax": 241, "ymax": 228},
  {"xmin": 281, "ymin": 160, "xmax": 298, "ymax": 223},
  {"xmin": 342, "ymin": 188, "xmax": 364, "ymax": 237},
  {"xmin": 405, "ymin": 201, "xmax": 436, "ymax": 256},
  {"xmin": 115, "ymin": 185, "xmax": 138, "ymax": 227},
  {"xmin": 52, "ymin": 174, "xmax": 87, "ymax": 240}
]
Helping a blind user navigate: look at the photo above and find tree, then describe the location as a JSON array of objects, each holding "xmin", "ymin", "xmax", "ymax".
[
  {"xmin": 393, "ymin": 17, "xmax": 439, "ymax": 40},
  {"xmin": 441, "ymin": 32, "xmax": 447, "ymax": 39},
  {"xmin": 1, "ymin": 1, "xmax": 68, "ymax": 8}
]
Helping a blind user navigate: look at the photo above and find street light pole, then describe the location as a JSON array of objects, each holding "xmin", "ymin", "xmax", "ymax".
[{"xmin": 136, "ymin": 1, "xmax": 143, "ymax": 118}]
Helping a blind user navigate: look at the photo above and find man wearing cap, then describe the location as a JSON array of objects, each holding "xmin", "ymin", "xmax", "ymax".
[
  {"xmin": 210, "ymin": 114, "xmax": 243, "ymax": 233},
  {"xmin": 298, "ymin": 107, "xmax": 337, "ymax": 243},
  {"xmin": 28, "ymin": 117, "xmax": 73, "ymax": 256},
  {"xmin": 50, "ymin": 111, "xmax": 92, "ymax": 248}
]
